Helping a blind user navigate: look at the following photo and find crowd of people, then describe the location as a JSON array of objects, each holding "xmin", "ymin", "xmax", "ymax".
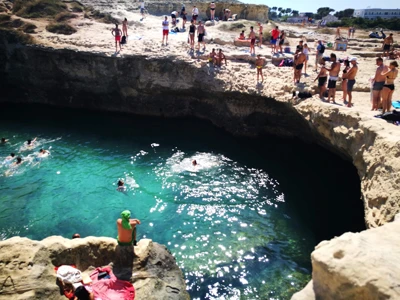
[{"xmin": 105, "ymin": 2, "xmax": 399, "ymax": 109}]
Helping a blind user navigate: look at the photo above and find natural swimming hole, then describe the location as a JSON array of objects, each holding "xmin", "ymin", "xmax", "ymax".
[{"xmin": 0, "ymin": 104, "xmax": 364, "ymax": 299}]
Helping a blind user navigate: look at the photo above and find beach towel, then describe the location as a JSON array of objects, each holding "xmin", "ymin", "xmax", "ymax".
[
  {"xmin": 392, "ymin": 101, "xmax": 400, "ymax": 109},
  {"xmin": 56, "ymin": 265, "xmax": 82, "ymax": 285},
  {"xmin": 90, "ymin": 267, "xmax": 135, "ymax": 300}
]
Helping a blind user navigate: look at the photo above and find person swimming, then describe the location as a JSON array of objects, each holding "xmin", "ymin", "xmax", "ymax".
[
  {"xmin": 192, "ymin": 160, "xmax": 198, "ymax": 166},
  {"xmin": 1, "ymin": 137, "xmax": 8, "ymax": 144},
  {"xmin": 38, "ymin": 148, "xmax": 50, "ymax": 157},
  {"xmin": 3, "ymin": 153, "xmax": 15, "ymax": 166},
  {"xmin": 117, "ymin": 179, "xmax": 126, "ymax": 191},
  {"xmin": 27, "ymin": 138, "xmax": 37, "ymax": 146}
]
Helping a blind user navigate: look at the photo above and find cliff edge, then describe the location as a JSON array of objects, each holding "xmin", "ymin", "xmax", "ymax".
[{"xmin": 0, "ymin": 236, "xmax": 189, "ymax": 300}]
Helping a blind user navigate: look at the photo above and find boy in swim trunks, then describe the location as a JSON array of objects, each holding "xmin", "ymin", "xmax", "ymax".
[
  {"xmin": 249, "ymin": 26, "xmax": 256, "ymax": 55},
  {"xmin": 111, "ymin": 24, "xmax": 122, "ymax": 52},
  {"xmin": 162, "ymin": 16, "xmax": 169, "ymax": 46},
  {"xmin": 208, "ymin": 48, "xmax": 217, "ymax": 65},
  {"xmin": 255, "ymin": 54, "xmax": 265, "ymax": 82},
  {"xmin": 117, "ymin": 210, "xmax": 141, "ymax": 246},
  {"xmin": 383, "ymin": 33, "xmax": 394, "ymax": 58},
  {"xmin": 293, "ymin": 49, "xmax": 306, "ymax": 84}
]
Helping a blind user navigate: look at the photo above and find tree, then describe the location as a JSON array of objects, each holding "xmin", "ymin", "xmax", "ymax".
[
  {"xmin": 334, "ymin": 9, "xmax": 355, "ymax": 19},
  {"xmin": 271, "ymin": 6, "xmax": 277, "ymax": 11},
  {"xmin": 285, "ymin": 8, "xmax": 292, "ymax": 15},
  {"xmin": 292, "ymin": 10, "xmax": 299, "ymax": 16},
  {"xmin": 316, "ymin": 7, "xmax": 335, "ymax": 19},
  {"xmin": 278, "ymin": 7, "xmax": 282, "ymax": 12}
]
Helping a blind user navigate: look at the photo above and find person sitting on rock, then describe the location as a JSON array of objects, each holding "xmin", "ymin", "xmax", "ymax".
[
  {"xmin": 216, "ymin": 49, "xmax": 227, "ymax": 67},
  {"xmin": 208, "ymin": 49, "xmax": 217, "ymax": 65},
  {"xmin": 117, "ymin": 210, "xmax": 141, "ymax": 246},
  {"xmin": 239, "ymin": 30, "xmax": 245, "ymax": 40}
]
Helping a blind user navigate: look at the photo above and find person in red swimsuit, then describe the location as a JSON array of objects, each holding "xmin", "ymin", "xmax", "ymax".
[{"xmin": 111, "ymin": 24, "xmax": 122, "ymax": 52}]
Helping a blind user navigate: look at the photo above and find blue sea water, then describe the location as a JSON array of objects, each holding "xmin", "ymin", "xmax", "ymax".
[{"xmin": 0, "ymin": 104, "xmax": 363, "ymax": 299}]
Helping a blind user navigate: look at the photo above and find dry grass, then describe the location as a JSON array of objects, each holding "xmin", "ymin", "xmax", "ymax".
[
  {"xmin": 22, "ymin": 23, "xmax": 37, "ymax": 33},
  {"xmin": 0, "ymin": 28, "xmax": 35, "ymax": 44},
  {"xmin": 316, "ymin": 28, "xmax": 335, "ymax": 35},
  {"xmin": 46, "ymin": 22, "xmax": 76, "ymax": 34},
  {"xmin": 13, "ymin": 0, "xmax": 67, "ymax": 18},
  {"xmin": 55, "ymin": 12, "xmax": 77, "ymax": 22}
]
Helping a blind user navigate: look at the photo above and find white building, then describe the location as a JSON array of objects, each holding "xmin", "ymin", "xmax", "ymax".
[
  {"xmin": 322, "ymin": 14, "xmax": 339, "ymax": 22},
  {"xmin": 353, "ymin": 8, "xmax": 400, "ymax": 19}
]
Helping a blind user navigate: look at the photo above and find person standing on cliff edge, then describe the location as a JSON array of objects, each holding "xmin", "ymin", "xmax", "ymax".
[
  {"xmin": 117, "ymin": 210, "xmax": 141, "ymax": 246},
  {"xmin": 111, "ymin": 24, "xmax": 122, "ymax": 52}
]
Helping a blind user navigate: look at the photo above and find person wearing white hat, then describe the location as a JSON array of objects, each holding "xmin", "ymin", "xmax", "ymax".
[{"xmin": 343, "ymin": 57, "xmax": 358, "ymax": 107}]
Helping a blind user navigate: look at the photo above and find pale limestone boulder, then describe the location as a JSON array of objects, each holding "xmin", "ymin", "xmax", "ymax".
[
  {"xmin": 0, "ymin": 236, "xmax": 189, "ymax": 300},
  {"xmin": 291, "ymin": 216, "xmax": 400, "ymax": 300}
]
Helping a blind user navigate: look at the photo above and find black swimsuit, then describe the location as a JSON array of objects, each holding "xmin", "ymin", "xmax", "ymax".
[{"xmin": 189, "ymin": 25, "xmax": 195, "ymax": 34}]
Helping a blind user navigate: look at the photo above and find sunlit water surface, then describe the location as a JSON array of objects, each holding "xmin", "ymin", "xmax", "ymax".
[{"xmin": 0, "ymin": 105, "xmax": 352, "ymax": 299}]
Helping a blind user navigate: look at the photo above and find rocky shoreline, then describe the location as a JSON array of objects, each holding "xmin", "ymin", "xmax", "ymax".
[{"xmin": 0, "ymin": 236, "xmax": 189, "ymax": 300}]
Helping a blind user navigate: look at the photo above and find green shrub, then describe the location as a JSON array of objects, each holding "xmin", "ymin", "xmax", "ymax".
[
  {"xmin": 55, "ymin": 12, "xmax": 77, "ymax": 22},
  {"xmin": 0, "ymin": 28, "xmax": 35, "ymax": 44},
  {"xmin": 88, "ymin": 9, "xmax": 117, "ymax": 24},
  {"xmin": 14, "ymin": 0, "xmax": 67, "ymax": 18},
  {"xmin": 317, "ymin": 27, "xmax": 334, "ymax": 34},
  {"xmin": 70, "ymin": 2, "xmax": 83, "ymax": 12},
  {"xmin": 11, "ymin": 18, "xmax": 24, "ymax": 28},
  {"xmin": 46, "ymin": 22, "xmax": 76, "ymax": 35},
  {"xmin": 22, "ymin": 22, "xmax": 37, "ymax": 33},
  {"xmin": 0, "ymin": 14, "xmax": 11, "ymax": 23},
  {"xmin": 327, "ymin": 17, "xmax": 400, "ymax": 31}
]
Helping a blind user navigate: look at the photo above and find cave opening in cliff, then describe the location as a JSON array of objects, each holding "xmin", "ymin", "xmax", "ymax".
[{"xmin": 0, "ymin": 103, "xmax": 365, "ymax": 299}]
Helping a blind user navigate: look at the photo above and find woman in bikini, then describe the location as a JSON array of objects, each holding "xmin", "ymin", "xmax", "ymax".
[
  {"xmin": 340, "ymin": 60, "xmax": 350, "ymax": 103},
  {"xmin": 210, "ymin": 2, "xmax": 216, "ymax": 21},
  {"xmin": 188, "ymin": 20, "xmax": 196, "ymax": 50},
  {"xmin": 122, "ymin": 18, "xmax": 128, "ymax": 37},
  {"xmin": 381, "ymin": 61, "xmax": 399, "ymax": 114}
]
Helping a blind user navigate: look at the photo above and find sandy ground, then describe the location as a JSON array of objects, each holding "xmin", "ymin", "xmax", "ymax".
[{"xmin": 4, "ymin": 7, "xmax": 400, "ymax": 123}]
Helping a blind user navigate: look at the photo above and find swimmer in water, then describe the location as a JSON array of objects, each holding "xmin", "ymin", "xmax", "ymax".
[
  {"xmin": 38, "ymin": 148, "xmax": 50, "ymax": 157},
  {"xmin": 26, "ymin": 138, "xmax": 37, "ymax": 147},
  {"xmin": 117, "ymin": 179, "xmax": 126, "ymax": 191},
  {"xmin": 192, "ymin": 160, "xmax": 198, "ymax": 166},
  {"xmin": 1, "ymin": 137, "xmax": 8, "ymax": 144},
  {"xmin": 5, "ymin": 157, "xmax": 23, "ymax": 176},
  {"xmin": 3, "ymin": 153, "xmax": 15, "ymax": 166}
]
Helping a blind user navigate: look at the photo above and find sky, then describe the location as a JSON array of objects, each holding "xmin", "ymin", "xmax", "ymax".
[{"xmin": 244, "ymin": 0, "xmax": 400, "ymax": 13}]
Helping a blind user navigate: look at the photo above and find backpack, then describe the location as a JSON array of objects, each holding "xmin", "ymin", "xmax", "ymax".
[
  {"xmin": 121, "ymin": 36, "xmax": 127, "ymax": 44},
  {"xmin": 319, "ymin": 44, "xmax": 325, "ymax": 54}
]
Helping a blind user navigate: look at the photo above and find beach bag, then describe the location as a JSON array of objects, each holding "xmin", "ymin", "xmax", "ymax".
[
  {"xmin": 279, "ymin": 59, "xmax": 285, "ymax": 67},
  {"xmin": 121, "ymin": 36, "xmax": 127, "ymax": 44}
]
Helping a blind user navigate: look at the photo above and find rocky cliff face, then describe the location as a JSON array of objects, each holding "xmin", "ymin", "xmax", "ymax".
[
  {"xmin": 0, "ymin": 236, "xmax": 189, "ymax": 300},
  {"xmin": 0, "ymin": 41, "xmax": 312, "ymax": 140},
  {"xmin": 295, "ymin": 101, "xmax": 400, "ymax": 229},
  {"xmin": 78, "ymin": 0, "xmax": 269, "ymax": 22},
  {"xmin": 291, "ymin": 214, "xmax": 400, "ymax": 300}
]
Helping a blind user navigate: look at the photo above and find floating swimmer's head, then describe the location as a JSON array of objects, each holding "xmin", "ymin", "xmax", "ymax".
[
  {"xmin": 118, "ymin": 180, "xmax": 124, "ymax": 186},
  {"xmin": 16, "ymin": 157, "xmax": 22, "ymax": 164},
  {"xmin": 10, "ymin": 153, "xmax": 15, "ymax": 157},
  {"xmin": 192, "ymin": 160, "xmax": 197, "ymax": 166},
  {"xmin": 1, "ymin": 138, "xmax": 5, "ymax": 143},
  {"xmin": 27, "ymin": 139, "xmax": 31, "ymax": 145}
]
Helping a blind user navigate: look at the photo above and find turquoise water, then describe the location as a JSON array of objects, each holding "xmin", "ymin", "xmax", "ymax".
[{"xmin": 0, "ymin": 104, "xmax": 363, "ymax": 299}]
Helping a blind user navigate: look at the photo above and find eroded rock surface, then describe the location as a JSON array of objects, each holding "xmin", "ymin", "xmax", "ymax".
[
  {"xmin": 295, "ymin": 101, "xmax": 400, "ymax": 228},
  {"xmin": 0, "ymin": 236, "xmax": 189, "ymax": 300},
  {"xmin": 291, "ymin": 214, "xmax": 400, "ymax": 300}
]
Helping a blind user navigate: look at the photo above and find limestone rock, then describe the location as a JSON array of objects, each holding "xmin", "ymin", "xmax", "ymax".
[
  {"xmin": 0, "ymin": 236, "xmax": 189, "ymax": 300},
  {"xmin": 295, "ymin": 101, "xmax": 400, "ymax": 228},
  {"xmin": 291, "ymin": 216, "xmax": 400, "ymax": 299}
]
